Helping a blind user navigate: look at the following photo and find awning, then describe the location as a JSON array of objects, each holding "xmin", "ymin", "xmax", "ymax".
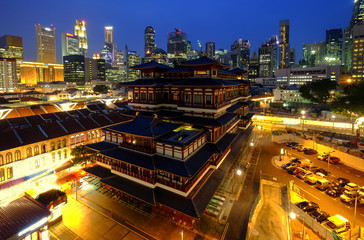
[
  {"xmin": 55, "ymin": 161, "xmax": 72, "ymax": 173},
  {"xmin": 0, "ymin": 178, "xmax": 25, "ymax": 191}
]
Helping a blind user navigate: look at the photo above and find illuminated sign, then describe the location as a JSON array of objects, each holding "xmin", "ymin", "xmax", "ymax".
[
  {"xmin": 105, "ymin": 26, "xmax": 113, "ymax": 30},
  {"xmin": 82, "ymin": 21, "xmax": 86, "ymax": 25},
  {"xmin": 66, "ymin": 33, "xmax": 74, "ymax": 37},
  {"xmin": 18, "ymin": 217, "xmax": 48, "ymax": 236},
  {"xmin": 45, "ymin": 28, "xmax": 51, "ymax": 31}
]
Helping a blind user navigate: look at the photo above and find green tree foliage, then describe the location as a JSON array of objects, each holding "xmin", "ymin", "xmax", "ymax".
[
  {"xmin": 93, "ymin": 85, "xmax": 109, "ymax": 94},
  {"xmin": 70, "ymin": 145, "xmax": 96, "ymax": 166},
  {"xmin": 299, "ymin": 78, "xmax": 338, "ymax": 104},
  {"xmin": 331, "ymin": 82, "xmax": 364, "ymax": 117}
]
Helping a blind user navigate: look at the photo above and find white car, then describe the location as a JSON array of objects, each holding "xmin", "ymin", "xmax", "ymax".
[{"xmin": 305, "ymin": 172, "xmax": 325, "ymax": 184}]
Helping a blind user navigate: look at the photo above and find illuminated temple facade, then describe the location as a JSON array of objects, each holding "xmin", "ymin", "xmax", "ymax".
[{"xmin": 86, "ymin": 57, "xmax": 253, "ymax": 226}]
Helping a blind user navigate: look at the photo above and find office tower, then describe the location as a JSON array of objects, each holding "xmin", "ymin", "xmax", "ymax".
[
  {"xmin": 144, "ymin": 26, "xmax": 156, "ymax": 61},
  {"xmin": 325, "ymin": 28, "xmax": 343, "ymax": 65},
  {"xmin": 151, "ymin": 48, "xmax": 168, "ymax": 64},
  {"xmin": 302, "ymin": 42, "xmax": 326, "ymax": 66},
  {"xmin": 61, "ymin": 33, "xmax": 80, "ymax": 57},
  {"xmin": 289, "ymin": 48, "xmax": 296, "ymax": 66},
  {"xmin": 35, "ymin": 24, "xmax": 57, "ymax": 64},
  {"xmin": 74, "ymin": 20, "xmax": 88, "ymax": 57},
  {"xmin": 230, "ymin": 39, "xmax": 250, "ymax": 69},
  {"xmin": 343, "ymin": 26, "xmax": 353, "ymax": 71},
  {"xmin": 351, "ymin": 0, "xmax": 364, "ymax": 26},
  {"xmin": 0, "ymin": 58, "xmax": 17, "ymax": 92},
  {"xmin": 20, "ymin": 61, "xmax": 64, "ymax": 86},
  {"xmin": 352, "ymin": 23, "xmax": 364, "ymax": 83},
  {"xmin": 248, "ymin": 51, "xmax": 259, "ymax": 82},
  {"xmin": 100, "ymin": 43, "xmax": 114, "ymax": 65},
  {"xmin": 205, "ymin": 42, "xmax": 215, "ymax": 59},
  {"xmin": 167, "ymin": 29, "xmax": 188, "ymax": 56},
  {"xmin": 278, "ymin": 19, "xmax": 290, "ymax": 69},
  {"xmin": 126, "ymin": 51, "xmax": 141, "ymax": 81},
  {"xmin": 105, "ymin": 26, "xmax": 113, "ymax": 44},
  {"xmin": 63, "ymin": 55, "xmax": 105, "ymax": 85},
  {"xmin": 0, "ymin": 35, "xmax": 23, "ymax": 80},
  {"xmin": 259, "ymin": 36, "xmax": 278, "ymax": 77}
]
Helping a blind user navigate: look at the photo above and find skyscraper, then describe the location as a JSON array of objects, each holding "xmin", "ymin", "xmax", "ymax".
[
  {"xmin": 351, "ymin": 0, "xmax": 364, "ymax": 26},
  {"xmin": 167, "ymin": 29, "xmax": 188, "ymax": 57},
  {"xmin": 126, "ymin": 51, "xmax": 141, "ymax": 81},
  {"xmin": 278, "ymin": 19, "xmax": 290, "ymax": 69},
  {"xmin": 352, "ymin": 23, "xmax": 364, "ymax": 83},
  {"xmin": 343, "ymin": 26, "xmax": 353, "ymax": 71},
  {"xmin": 61, "ymin": 33, "xmax": 80, "ymax": 57},
  {"xmin": 35, "ymin": 24, "xmax": 56, "ymax": 63},
  {"xmin": 248, "ymin": 51, "xmax": 259, "ymax": 82},
  {"xmin": 205, "ymin": 42, "xmax": 215, "ymax": 59},
  {"xmin": 0, "ymin": 35, "xmax": 23, "ymax": 80},
  {"xmin": 289, "ymin": 48, "xmax": 296, "ymax": 66},
  {"xmin": 302, "ymin": 42, "xmax": 326, "ymax": 66},
  {"xmin": 74, "ymin": 20, "xmax": 88, "ymax": 57},
  {"xmin": 230, "ymin": 39, "xmax": 250, "ymax": 69},
  {"xmin": 144, "ymin": 26, "xmax": 156, "ymax": 61},
  {"xmin": 0, "ymin": 58, "xmax": 17, "ymax": 92},
  {"xmin": 105, "ymin": 26, "xmax": 113, "ymax": 44},
  {"xmin": 325, "ymin": 28, "xmax": 343, "ymax": 65},
  {"xmin": 100, "ymin": 43, "xmax": 114, "ymax": 65},
  {"xmin": 259, "ymin": 36, "xmax": 278, "ymax": 77}
]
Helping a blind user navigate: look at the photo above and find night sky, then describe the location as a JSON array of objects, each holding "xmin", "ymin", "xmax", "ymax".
[{"xmin": 0, "ymin": 0, "xmax": 354, "ymax": 63}]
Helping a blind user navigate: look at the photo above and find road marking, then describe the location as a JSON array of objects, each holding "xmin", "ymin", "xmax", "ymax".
[
  {"xmin": 344, "ymin": 205, "xmax": 351, "ymax": 209},
  {"xmin": 360, "ymin": 214, "xmax": 364, "ymax": 218},
  {"xmin": 333, "ymin": 198, "xmax": 337, "ymax": 201},
  {"xmin": 221, "ymin": 222, "xmax": 230, "ymax": 240}
]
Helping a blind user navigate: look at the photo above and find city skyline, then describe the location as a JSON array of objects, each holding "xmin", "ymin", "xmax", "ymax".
[{"xmin": 0, "ymin": 0, "xmax": 353, "ymax": 63}]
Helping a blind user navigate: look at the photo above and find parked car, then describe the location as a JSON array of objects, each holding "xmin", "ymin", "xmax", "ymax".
[
  {"xmin": 315, "ymin": 168, "xmax": 330, "ymax": 176},
  {"xmin": 286, "ymin": 142, "xmax": 298, "ymax": 147},
  {"xmin": 297, "ymin": 170, "xmax": 312, "ymax": 180},
  {"xmin": 358, "ymin": 187, "xmax": 364, "ymax": 198},
  {"xmin": 281, "ymin": 162, "xmax": 297, "ymax": 170},
  {"xmin": 292, "ymin": 144, "xmax": 301, "ymax": 150},
  {"xmin": 325, "ymin": 156, "xmax": 340, "ymax": 164},
  {"xmin": 334, "ymin": 178, "xmax": 350, "ymax": 187},
  {"xmin": 303, "ymin": 165, "xmax": 318, "ymax": 172},
  {"xmin": 326, "ymin": 186, "xmax": 345, "ymax": 197},
  {"xmin": 344, "ymin": 183, "xmax": 360, "ymax": 192},
  {"xmin": 340, "ymin": 190, "xmax": 359, "ymax": 204},
  {"xmin": 323, "ymin": 215, "xmax": 350, "ymax": 234},
  {"xmin": 309, "ymin": 210, "xmax": 330, "ymax": 223},
  {"xmin": 296, "ymin": 145, "xmax": 305, "ymax": 152},
  {"xmin": 287, "ymin": 167, "xmax": 304, "ymax": 175},
  {"xmin": 296, "ymin": 201, "xmax": 319, "ymax": 213},
  {"xmin": 290, "ymin": 158, "xmax": 301, "ymax": 164},
  {"xmin": 305, "ymin": 172, "xmax": 326, "ymax": 184},
  {"xmin": 298, "ymin": 159, "xmax": 313, "ymax": 167},
  {"xmin": 304, "ymin": 148, "xmax": 318, "ymax": 155},
  {"xmin": 316, "ymin": 178, "xmax": 331, "ymax": 190},
  {"xmin": 317, "ymin": 153, "xmax": 329, "ymax": 161}
]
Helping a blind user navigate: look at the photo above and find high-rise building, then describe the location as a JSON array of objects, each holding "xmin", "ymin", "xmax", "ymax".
[
  {"xmin": 105, "ymin": 26, "xmax": 113, "ymax": 44},
  {"xmin": 259, "ymin": 36, "xmax": 278, "ymax": 77},
  {"xmin": 63, "ymin": 55, "xmax": 105, "ymax": 85},
  {"xmin": 144, "ymin": 26, "xmax": 156, "ymax": 61},
  {"xmin": 35, "ymin": 24, "xmax": 57, "ymax": 64},
  {"xmin": 230, "ymin": 39, "xmax": 250, "ymax": 69},
  {"xmin": 61, "ymin": 33, "xmax": 80, "ymax": 57},
  {"xmin": 325, "ymin": 28, "xmax": 343, "ymax": 65},
  {"xmin": 151, "ymin": 48, "xmax": 168, "ymax": 65},
  {"xmin": 20, "ymin": 61, "xmax": 64, "ymax": 86},
  {"xmin": 0, "ymin": 58, "xmax": 17, "ymax": 92},
  {"xmin": 0, "ymin": 35, "xmax": 23, "ymax": 80},
  {"xmin": 74, "ymin": 20, "xmax": 88, "ymax": 57},
  {"xmin": 289, "ymin": 48, "xmax": 296, "ymax": 66},
  {"xmin": 278, "ymin": 19, "xmax": 290, "ymax": 69},
  {"xmin": 343, "ymin": 26, "xmax": 353, "ymax": 71},
  {"xmin": 351, "ymin": 0, "xmax": 364, "ymax": 26},
  {"xmin": 302, "ymin": 42, "xmax": 326, "ymax": 67},
  {"xmin": 126, "ymin": 51, "xmax": 140, "ymax": 81},
  {"xmin": 248, "ymin": 51, "xmax": 259, "ymax": 82},
  {"xmin": 167, "ymin": 29, "xmax": 188, "ymax": 60},
  {"xmin": 100, "ymin": 43, "xmax": 114, "ymax": 65},
  {"xmin": 352, "ymin": 23, "xmax": 364, "ymax": 83},
  {"xmin": 206, "ymin": 42, "xmax": 215, "ymax": 59}
]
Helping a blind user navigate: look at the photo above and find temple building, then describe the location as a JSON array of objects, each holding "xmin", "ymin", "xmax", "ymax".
[{"xmin": 85, "ymin": 57, "xmax": 253, "ymax": 227}]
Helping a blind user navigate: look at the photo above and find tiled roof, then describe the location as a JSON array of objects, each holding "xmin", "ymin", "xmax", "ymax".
[
  {"xmin": 86, "ymin": 141, "xmax": 119, "ymax": 152},
  {"xmin": 83, "ymin": 165, "xmax": 115, "ymax": 179},
  {"xmin": 165, "ymin": 68, "xmax": 191, "ymax": 73},
  {"xmin": 0, "ymin": 194, "xmax": 50, "ymax": 240},
  {"xmin": 227, "ymin": 102, "xmax": 249, "ymax": 113},
  {"xmin": 215, "ymin": 133, "xmax": 238, "ymax": 153},
  {"xmin": 101, "ymin": 175, "xmax": 155, "ymax": 204},
  {"xmin": 105, "ymin": 116, "xmax": 181, "ymax": 137},
  {"xmin": 169, "ymin": 78, "xmax": 237, "ymax": 87},
  {"xmin": 180, "ymin": 56, "xmax": 227, "ymax": 68},
  {"xmin": 218, "ymin": 70, "xmax": 237, "ymax": 76},
  {"xmin": 130, "ymin": 61, "xmax": 171, "ymax": 70},
  {"xmin": 102, "ymin": 147, "xmax": 155, "ymax": 170},
  {"xmin": 173, "ymin": 112, "xmax": 237, "ymax": 127},
  {"xmin": 43, "ymin": 105, "xmax": 60, "ymax": 113},
  {"xmin": 156, "ymin": 130, "xmax": 207, "ymax": 147}
]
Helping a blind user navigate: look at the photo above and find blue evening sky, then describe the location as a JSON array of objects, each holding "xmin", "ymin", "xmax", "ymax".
[{"xmin": 0, "ymin": 0, "xmax": 354, "ymax": 63}]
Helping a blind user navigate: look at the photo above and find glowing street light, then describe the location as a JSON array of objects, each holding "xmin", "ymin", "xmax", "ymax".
[
  {"xmin": 250, "ymin": 142, "xmax": 254, "ymax": 147},
  {"xmin": 290, "ymin": 211, "xmax": 305, "ymax": 240},
  {"xmin": 237, "ymin": 169, "xmax": 242, "ymax": 176},
  {"xmin": 289, "ymin": 212, "xmax": 296, "ymax": 220}
]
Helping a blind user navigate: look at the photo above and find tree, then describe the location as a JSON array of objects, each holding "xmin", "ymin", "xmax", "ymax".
[
  {"xmin": 93, "ymin": 85, "xmax": 109, "ymax": 94},
  {"xmin": 299, "ymin": 78, "xmax": 338, "ymax": 104},
  {"xmin": 70, "ymin": 145, "xmax": 96, "ymax": 166},
  {"xmin": 331, "ymin": 82, "xmax": 364, "ymax": 117}
]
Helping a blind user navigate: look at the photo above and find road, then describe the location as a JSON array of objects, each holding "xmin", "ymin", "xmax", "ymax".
[{"xmin": 225, "ymin": 125, "xmax": 364, "ymax": 240}]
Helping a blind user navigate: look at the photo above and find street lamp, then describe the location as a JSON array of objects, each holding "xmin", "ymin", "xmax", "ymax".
[
  {"xmin": 332, "ymin": 115, "xmax": 336, "ymax": 131},
  {"xmin": 301, "ymin": 110, "xmax": 306, "ymax": 130},
  {"xmin": 231, "ymin": 169, "xmax": 242, "ymax": 195},
  {"xmin": 290, "ymin": 212, "xmax": 305, "ymax": 240}
]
